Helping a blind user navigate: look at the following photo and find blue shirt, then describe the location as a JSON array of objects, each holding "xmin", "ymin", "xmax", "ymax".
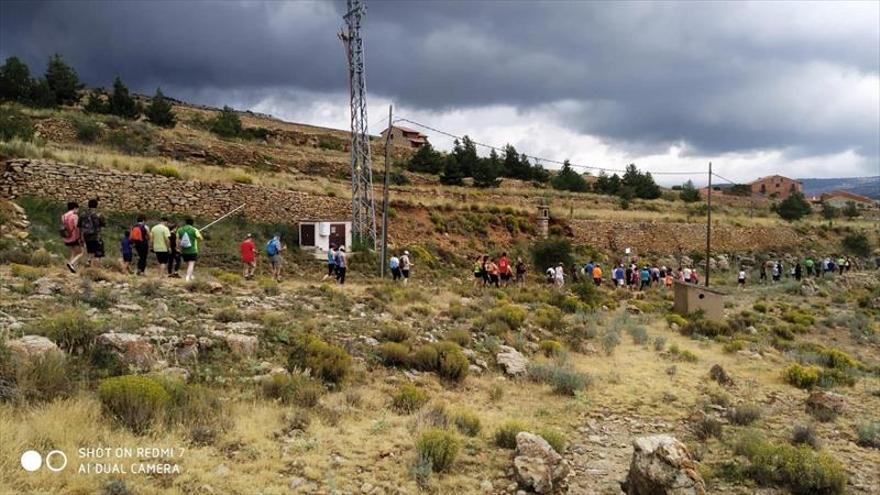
[
  {"xmin": 390, "ymin": 257, "xmax": 399, "ymax": 269},
  {"xmin": 327, "ymin": 250, "xmax": 336, "ymax": 265},
  {"xmin": 121, "ymin": 237, "xmax": 132, "ymax": 256}
]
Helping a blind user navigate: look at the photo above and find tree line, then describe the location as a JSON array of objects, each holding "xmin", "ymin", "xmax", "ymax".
[{"xmin": 0, "ymin": 54, "xmax": 175, "ymax": 128}]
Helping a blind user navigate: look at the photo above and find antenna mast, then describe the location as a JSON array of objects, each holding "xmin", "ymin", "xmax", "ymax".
[{"xmin": 339, "ymin": 0, "xmax": 377, "ymax": 248}]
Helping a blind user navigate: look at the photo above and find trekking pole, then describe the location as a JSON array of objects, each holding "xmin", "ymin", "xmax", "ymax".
[{"xmin": 199, "ymin": 204, "xmax": 246, "ymax": 231}]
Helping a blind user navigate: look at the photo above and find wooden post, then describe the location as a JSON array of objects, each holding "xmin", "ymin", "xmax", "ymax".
[{"xmin": 705, "ymin": 162, "xmax": 712, "ymax": 287}]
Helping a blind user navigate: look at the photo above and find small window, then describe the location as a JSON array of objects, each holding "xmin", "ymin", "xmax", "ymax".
[{"xmin": 698, "ymin": 293, "xmax": 705, "ymax": 299}]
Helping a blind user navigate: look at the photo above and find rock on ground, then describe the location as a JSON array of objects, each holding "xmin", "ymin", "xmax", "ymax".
[
  {"xmin": 96, "ymin": 332, "xmax": 156, "ymax": 370},
  {"xmin": 7, "ymin": 335, "xmax": 62, "ymax": 361},
  {"xmin": 514, "ymin": 432, "xmax": 570, "ymax": 494},
  {"xmin": 225, "ymin": 333, "xmax": 259, "ymax": 358},
  {"xmin": 497, "ymin": 345, "xmax": 528, "ymax": 376},
  {"xmin": 805, "ymin": 390, "xmax": 847, "ymax": 420},
  {"xmin": 621, "ymin": 434, "xmax": 706, "ymax": 495}
]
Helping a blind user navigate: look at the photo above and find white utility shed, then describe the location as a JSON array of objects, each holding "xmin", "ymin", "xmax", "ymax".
[{"xmin": 298, "ymin": 220, "xmax": 351, "ymax": 257}]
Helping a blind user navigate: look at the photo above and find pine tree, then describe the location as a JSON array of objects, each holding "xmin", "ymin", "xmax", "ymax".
[
  {"xmin": 210, "ymin": 106, "xmax": 244, "ymax": 138},
  {"xmin": 83, "ymin": 89, "xmax": 109, "ymax": 114},
  {"xmin": 407, "ymin": 142, "xmax": 444, "ymax": 174},
  {"xmin": 821, "ymin": 202, "xmax": 838, "ymax": 227},
  {"xmin": 0, "ymin": 57, "xmax": 35, "ymax": 104},
  {"xmin": 531, "ymin": 162, "xmax": 550, "ymax": 183},
  {"xmin": 145, "ymin": 87, "xmax": 176, "ymax": 128},
  {"xmin": 774, "ymin": 192, "xmax": 812, "ymax": 221},
  {"xmin": 550, "ymin": 160, "xmax": 588, "ymax": 192},
  {"xmin": 842, "ymin": 201, "xmax": 860, "ymax": 219},
  {"xmin": 679, "ymin": 180, "xmax": 701, "ymax": 202},
  {"xmin": 622, "ymin": 163, "xmax": 661, "ymax": 199},
  {"xmin": 44, "ymin": 54, "xmax": 82, "ymax": 105},
  {"xmin": 439, "ymin": 153, "xmax": 464, "ymax": 185},
  {"xmin": 108, "ymin": 77, "xmax": 141, "ymax": 119},
  {"xmin": 501, "ymin": 144, "xmax": 532, "ymax": 180},
  {"xmin": 452, "ymin": 136, "xmax": 478, "ymax": 177},
  {"xmin": 472, "ymin": 148, "xmax": 502, "ymax": 188}
]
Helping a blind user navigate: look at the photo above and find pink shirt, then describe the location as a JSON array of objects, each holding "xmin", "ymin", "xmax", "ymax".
[{"xmin": 62, "ymin": 210, "xmax": 80, "ymax": 243}]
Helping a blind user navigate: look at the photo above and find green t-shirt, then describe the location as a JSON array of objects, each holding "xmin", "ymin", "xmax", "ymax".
[
  {"xmin": 151, "ymin": 224, "xmax": 171, "ymax": 253},
  {"xmin": 177, "ymin": 225, "xmax": 202, "ymax": 254}
]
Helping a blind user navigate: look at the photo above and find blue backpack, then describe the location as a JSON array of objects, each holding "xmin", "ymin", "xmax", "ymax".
[{"xmin": 266, "ymin": 239, "xmax": 279, "ymax": 256}]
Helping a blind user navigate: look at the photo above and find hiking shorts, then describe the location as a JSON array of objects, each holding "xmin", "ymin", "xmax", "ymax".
[
  {"xmin": 155, "ymin": 251, "xmax": 171, "ymax": 264},
  {"xmin": 402, "ymin": 269, "xmax": 410, "ymax": 279},
  {"xmin": 85, "ymin": 239, "xmax": 105, "ymax": 257},
  {"xmin": 500, "ymin": 272, "xmax": 511, "ymax": 281},
  {"xmin": 270, "ymin": 254, "xmax": 283, "ymax": 267},
  {"xmin": 182, "ymin": 253, "xmax": 199, "ymax": 263},
  {"xmin": 65, "ymin": 239, "xmax": 81, "ymax": 248}
]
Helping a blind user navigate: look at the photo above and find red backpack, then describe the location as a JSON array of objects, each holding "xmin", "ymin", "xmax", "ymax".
[{"xmin": 129, "ymin": 224, "xmax": 145, "ymax": 243}]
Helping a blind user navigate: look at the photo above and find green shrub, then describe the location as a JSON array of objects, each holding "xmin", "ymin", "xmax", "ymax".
[
  {"xmin": 791, "ymin": 425, "xmax": 820, "ymax": 449},
  {"xmin": 213, "ymin": 306, "xmax": 242, "ymax": 323},
  {"xmin": 258, "ymin": 276, "xmax": 279, "ymax": 296},
  {"xmin": 260, "ymin": 373, "xmax": 324, "ymax": 407},
  {"xmin": 33, "ymin": 309, "xmax": 98, "ymax": 353},
  {"xmin": 214, "ymin": 271, "xmax": 243, "ymax": 286},
  {"xmin": 378, "ymin": 342, "xmax": 410, "ymax": 367},
  {"xmin": 782, "ymin": 309, "xmax": 815, "ymax": 327},
  {"xmin": 537, "ymin": 428, "xmax": 567, "ymax": 453},
  {"xmin": 783, "ymin": 364, "xmax": 821, "ymax": 389},
  {"xmin": 409, "ymin": 345, "xmax": 439, "ymax": 371},
  {"xmin": 855, "ymin": 421, "xmax": 879, "ymax": 449},
  {"xmin": 528, "ymin": 363, "xmax": 591, "ymax": 396},
  {"xmin": 98, "ymin": 375, "xmax": 170, "ymax": 434},
  {"xmin": 438, "ymin": 348, "xmax": 469, "ymax": 383},
  {"xmin": 160, "ymin": 380, "xmax": 223, "ymax": 428},
  {"xmin": 378, "ymin": 324, "xmax": 412, "ymax": 343},
  {"xmin": 668, "ymin": 344, "xmax": 698, "ymax": 362},
  {"xmin": 841, "ymin": 233, "xmax": 871, "ymax": 257},
  {"xmin": 142, "ymin": 164, "xmax": 180, "ymax": 178},
  {"xmin": 539, "ymin": 339, "xmax": 564, "ymax": 357},
  {"xmin": 728, "ymin": 403, "xmax": 762, "ymax": 426},
  {"xmin": 0, "ymin": 106, "xmax": 34, "ymax": 141},
  {"xmin": 453, "ymin": 410, "xmax": 481, "ymax": 437},
  {"xmin": 415, "ymin": 428, "xmax": 460, "ymax": 472},
  {"xmin": 735, "ymin": 431, "xmax": 846, "ymax": 494},
  {"xmin": 531, "ymin": 238, "xmax": 572, "ymax": 273},
  {"xmin": 534, "ymin": 305, "xmax": 565, "ymax": 332},
  {"xmin": 137, "ymin": 280, "xmax": 161, "ymax": 297},
  {"xmin": 15, "ymin": 353, "xmax": 71, "ymax": 402},
  {"xmin": 232, "ymin": 173, "xmax": 253, "ymax": 184},
  {"xmin": 10, "ymin": 263, "xmax": 43, "ymax": 280},
  {"xmin": 753, "ymin": 302, "xmax": 769, "ymax": 313},
  {"xmin": 288, "ymin": 334, "xmax": 351, "ymax": 384},
  {"xmin": 601, "ymin": 328, "xmax": 621, "ymax": 356},
  {"xmin": 107, "ymin": 125, "xmax": 153, "ymax": 155},
  {"xmin": 72, "ymin": 115, "xmax": 102, "ymax": 143},
  {"xmin": 665, "ymin": 313, "xmax": 688, "ymax": 328},
  {"xmin": 723, "ymin": 339, "xmax": 747, "ymax": 353},
  {"xmin": 445, "ymin": 328, "xmax": 471, "ymax": 347},
  {"xmin": 494, "ymin": 420, "xmax": 528, "ymax": 449},
  {"xmin": 653, "ymin": 336, "xmax": 667, "ymax": 351},
  {"xmin": 392, "ymin": 384, "xmax": 429, "ymax": 414},
  {"xmin": 489, "ymin": 384, "xmax": 504, "ymax": 402},
  {"xmin": 680, "ymin": 319, "xmax": 732, "ymax": 338},
  {"xmin": 482, "ymin": 303, "xmax": 527, "ymax": 331},
  {"xmin": 627, "ymin": 325, "xmax": 649, "ymax": 345},
  {"xmin": 572, "ymin": 281, "xmax": 604, "ymax": 310},
  {"xmin": 693, "ymin": 416, "xmax": 722, "ymax": 440}
]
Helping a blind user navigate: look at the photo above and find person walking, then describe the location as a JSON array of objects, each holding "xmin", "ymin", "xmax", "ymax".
[
  {"xmin": 390, "ymin": 253, "xmax": 401, "ymax": 281},
  {"xmin": 737, "ymin": 267, "xmax": 747, "ymax": 289},
  {"xmin": 151, "ymin": 217, "xmax": 172, "ymax": 277},
  {"xmin": 60, "ymin": 201, "xmax": 84, "ymax": 273},
  {"xmin": 554, "ymin": 262, "xmax": 565, "ymax": 287},
  {"xmin": 772, "ymin": 261, "xmax": 781, "ymax": 283},
  {"xmin": 130, "ymin": 215, "xmax": 151, "ymax": 276},
  {"xmin": 177, "ymin": 218, "xmax": 203, "ymax": 282},
  {"xmin": 640, "ymin": 266, "xmax": 650, "ymax": 290},
  {"xmin": 592, "ymin": 263, "xmax": 603, "ymax": 287},
  {"xmin": 167, "ymin": 221, "xmax": 182, "ymax": 278},
  {"xmin": 690, "ymin": 268, "xmax": 699, "ymax": 285},
  {"xmin": 472, "ymin": 256, "xmax": 483, "ymax": 288},
  {"xmin": 323, "ymin": 245, "xmax": 337, "ymax": 281},
  {"xmin": 794, "ymin": 261, "xmax": 802, "ymax": 281},
  {"xmin": 79, "ymin": 198, "xmax": 106, "ymax": 268},
  {"xmin": 515, "ymin": 257, "xmax": 526, "ymax": 287},
  {"xmin": 498, "ymin": 252, "xmax": 511, "ymax": 287},
  {"xmin": 400, "ymin": 250, "xmax": 412, "ymax": 285},
  {"xmin": 804, "ymin": 257, "xmax": 815, "ymax": 277},
  {"xmin": 120, "ymin": 230, "xmax": 133, "ymax": 274},
  {"xmin": 759, "ymin": 261, "xmax": 767, "ymax": 283},
  {"xmin": 335, "ymin": 247, "xmax": 347, "ymax": 285},
  {"xmin": 240, "ymin": 233, "xmax": 257, "ymax": 279},
  {"xmin": 266, "ymin": 234, "xmax": 284, "ymax": 282},
  {"xmin": 487, "ymin": 258, "xmax": 500, "ymax": 288},
  {"xmin": 837, "ymin": 256, "xmax": 845, "ymax": 275}
]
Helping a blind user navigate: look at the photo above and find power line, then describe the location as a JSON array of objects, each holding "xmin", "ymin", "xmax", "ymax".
[
  {"xmin": 393, "ymin": 117, "xmax": 707, "ymax": 177},
  {"xmin": 711, "ymin": 172, "xmax": 741, "ymax": 186}
]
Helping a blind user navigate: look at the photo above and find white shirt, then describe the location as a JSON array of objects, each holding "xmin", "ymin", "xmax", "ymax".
[
  {"xmin": 683, "ymin": 268, "xmax": 692, "ymax": 280},
  {"xmin": 554, "ymin": 266, "xmax": 564, "ymax": 280},
  {"xmin": 738, "ymin": 271, "xmax": 746, "ymax": 280}
]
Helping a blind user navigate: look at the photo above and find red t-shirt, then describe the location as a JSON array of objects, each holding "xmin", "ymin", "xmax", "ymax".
[
  {"xmin": 240, "ymin": 239, "xmax": 256, "ymax": 263},
  {"xmin": 498, "ymin": 256, "xmax": 509, "ymax": 274}
]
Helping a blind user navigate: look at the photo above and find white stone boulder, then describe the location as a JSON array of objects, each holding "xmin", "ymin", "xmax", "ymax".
[
  {"xmin": 496, "ymin": 345, "xmax": 528, "ymax": 376},
  {"xmin": 514, "ymin": 432, "xmax": 569, "ymax": 494},
  {"xmin": 621, "ymin": 434, "xmax": 706, "ymax": 495}
]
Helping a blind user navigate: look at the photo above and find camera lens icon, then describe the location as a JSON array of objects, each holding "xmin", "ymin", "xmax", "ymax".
[{"xmin": 21, "ymin": 450, "xmax": 67, "ymax": 472}]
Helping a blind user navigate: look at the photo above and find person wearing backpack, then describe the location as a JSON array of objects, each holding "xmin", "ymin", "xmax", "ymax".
[
  {"xmin": 61, "ymin": 201, "xmax": 84, "ymax": 273},
  {"xmin": 79, "ymin": 198, "xmax": 106, "ymax": 268},
  {"xmin": 129, "ymin": 214, "xmax": 151, "ymax": 276},
  {"xmin": 266, "ymin": 234, "xmax": 284, "ymax": 282},
  {"xmin": 167, "ymin": 221, "xmax": 182, "ymax": 278},
  {"xmin": 177, "ymin": 218, "xmax": 203, "ymax": 282},
  {"xmin": 120, "ymin": 229, "xmax": 133, "ymax": 274},
  {"xmin": 400, "ymin": 251, "xmax": 412, "ymax": 285},
  {"xmin": 335, "ymin": 246, "xmax": 347, "ymax": 285},
  {"xmin": 389, "ymin": 253, "xmax": 401, "ymax": 281}
]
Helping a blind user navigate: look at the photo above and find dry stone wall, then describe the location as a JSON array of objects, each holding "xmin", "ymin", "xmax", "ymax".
[{"xmin": 1, "ymin": 159, "xmax": 349, "ymax": 224}]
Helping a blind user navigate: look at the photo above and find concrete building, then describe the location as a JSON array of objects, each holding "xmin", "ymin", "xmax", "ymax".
[
  {"xmin": 673, "ymin": 281, "xmax": 726, "ymax": 321},
  {"xmin": 298, "ymin": 220, "xmax": 351, "ymax": 257},
  {"xmin": 380, "ymin": 125, "xmax": 429, "ymax": 149},
  {"xmin": 749, "ymin": 175, "xmax": 803, "ymax": 199},
  {"xmin": 819, "ymin": 190, "xmax": 877, "ymax": 209}
]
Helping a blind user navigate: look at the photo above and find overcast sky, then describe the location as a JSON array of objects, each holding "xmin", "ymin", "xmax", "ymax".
[{"xmin": 2, "ymin": 0, "xmax": 878, "ymax": 185}]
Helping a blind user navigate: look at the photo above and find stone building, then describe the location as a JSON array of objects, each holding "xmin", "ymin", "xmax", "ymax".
[
  {"xmin": 380, "ymin": 125, "xmax": 429, "ymax": 149},
  {"xmin": 749, "ymin": 175, "xmax": 802, "ymax": 199}
]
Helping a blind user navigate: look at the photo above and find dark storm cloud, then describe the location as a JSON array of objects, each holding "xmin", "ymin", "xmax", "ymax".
[{"xmin": 1, "ymin": 0, "xmax": 878, "ymax": 163}]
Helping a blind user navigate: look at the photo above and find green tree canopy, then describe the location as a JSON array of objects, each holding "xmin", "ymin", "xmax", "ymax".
[
  {"xmin": 439, "ymin": 153, "xmax": 464, "ymax": 186},
  {"xmin": 44, "ymin": 54, "xmax": 82, "ymax": 105},
  {"xmin": 210, "ymin": 106, "xmax": 244, "ymax": 138},
  {"xmin": 774, "ymin": 192, "xmax": 812, "ymax": 221},
  {"xmin": 550, "ymin": 160, "xmax": 589, "ymax": 192},
  {"xmin": 501, "ymin": 144, "xmax": 532, "ymax": 180},
  {"xmin": 451, "ymin": 136, "xmax": 478, "ymax": 177},
  {"xmin": 0, "ymin": 56, "xmax": 34, "ymax": 103},
  {"xmin": 145, "ymin": 87, "xmax": 176, "ymax": 128},
  {"xmin": 841, "ymin": 233, "xmax": 870, "ymax": 257},
  {"xmin": 83, "ymin": 89, "xmax": 109, "ymax": 114},
  {"xmin": 842, "ymin": 201, "xmax": 860, "ymax": 219},
  {"xmin": 108, "ymin": 77, "xmax": 141, "ymax": 119},
  {"xmin": 472, "ymin": 148, "xmax": 502, "ymax": 188},
  {"xmin": 821, "ymin": 202, "xmax": 839, "ymax": 226},
  {"xmin": 622, "ymin": 163, "xmax": 661, "ymax": 199},
  {"xmin": 594, "ymin": 172, "xmax": 622, "ymax": 195},
  {"xmin": 679, "ymin": 180, "xmax": 701, "ymax": 202},
  {"xmin": 406, "ymin": 142, "xmax": 444, "ymax": 174}
]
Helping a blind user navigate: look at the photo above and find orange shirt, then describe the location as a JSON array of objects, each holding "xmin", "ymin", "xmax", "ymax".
[{"xmin": 592, "ymin": 266, "xmax": 602, "ymax": 279}]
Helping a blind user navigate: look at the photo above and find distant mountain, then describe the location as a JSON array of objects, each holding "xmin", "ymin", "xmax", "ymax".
[{"xmin": 798, "ymin": 176, "xmax": 880, "ymax": 199}]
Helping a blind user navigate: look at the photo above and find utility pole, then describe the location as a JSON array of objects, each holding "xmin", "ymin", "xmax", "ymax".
[
  {"xmin": 705, "ymin": 162, "xmax": 712, "ymax": 287},
  {"xmin": 381, "ymin": 105, "xmax": 392, "ymax": 277},
  {"xmin": 339, "ymin": 0, "xmax": 377, "ymax": 249}
]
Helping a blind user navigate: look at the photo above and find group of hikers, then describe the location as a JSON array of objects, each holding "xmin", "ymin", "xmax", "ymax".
[
  {"xmin": 542, "ymin": 261, "xmax": 699, "ymax": 289},
  {"xmin": 60, "ymin": 200, "xmax": 204, "ymax": 282},
  {"xmin": 472, "ymin": 253, "xmax": 527, "ymax": 288},
  {"xmin": 749, "ymin": 256, "xmax": 856, "ymax": 286}
]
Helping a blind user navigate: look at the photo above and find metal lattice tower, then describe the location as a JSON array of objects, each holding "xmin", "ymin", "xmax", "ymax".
[{"xmin": 339, "ymin": 0, "xmax": 377, "ymax": 248}]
